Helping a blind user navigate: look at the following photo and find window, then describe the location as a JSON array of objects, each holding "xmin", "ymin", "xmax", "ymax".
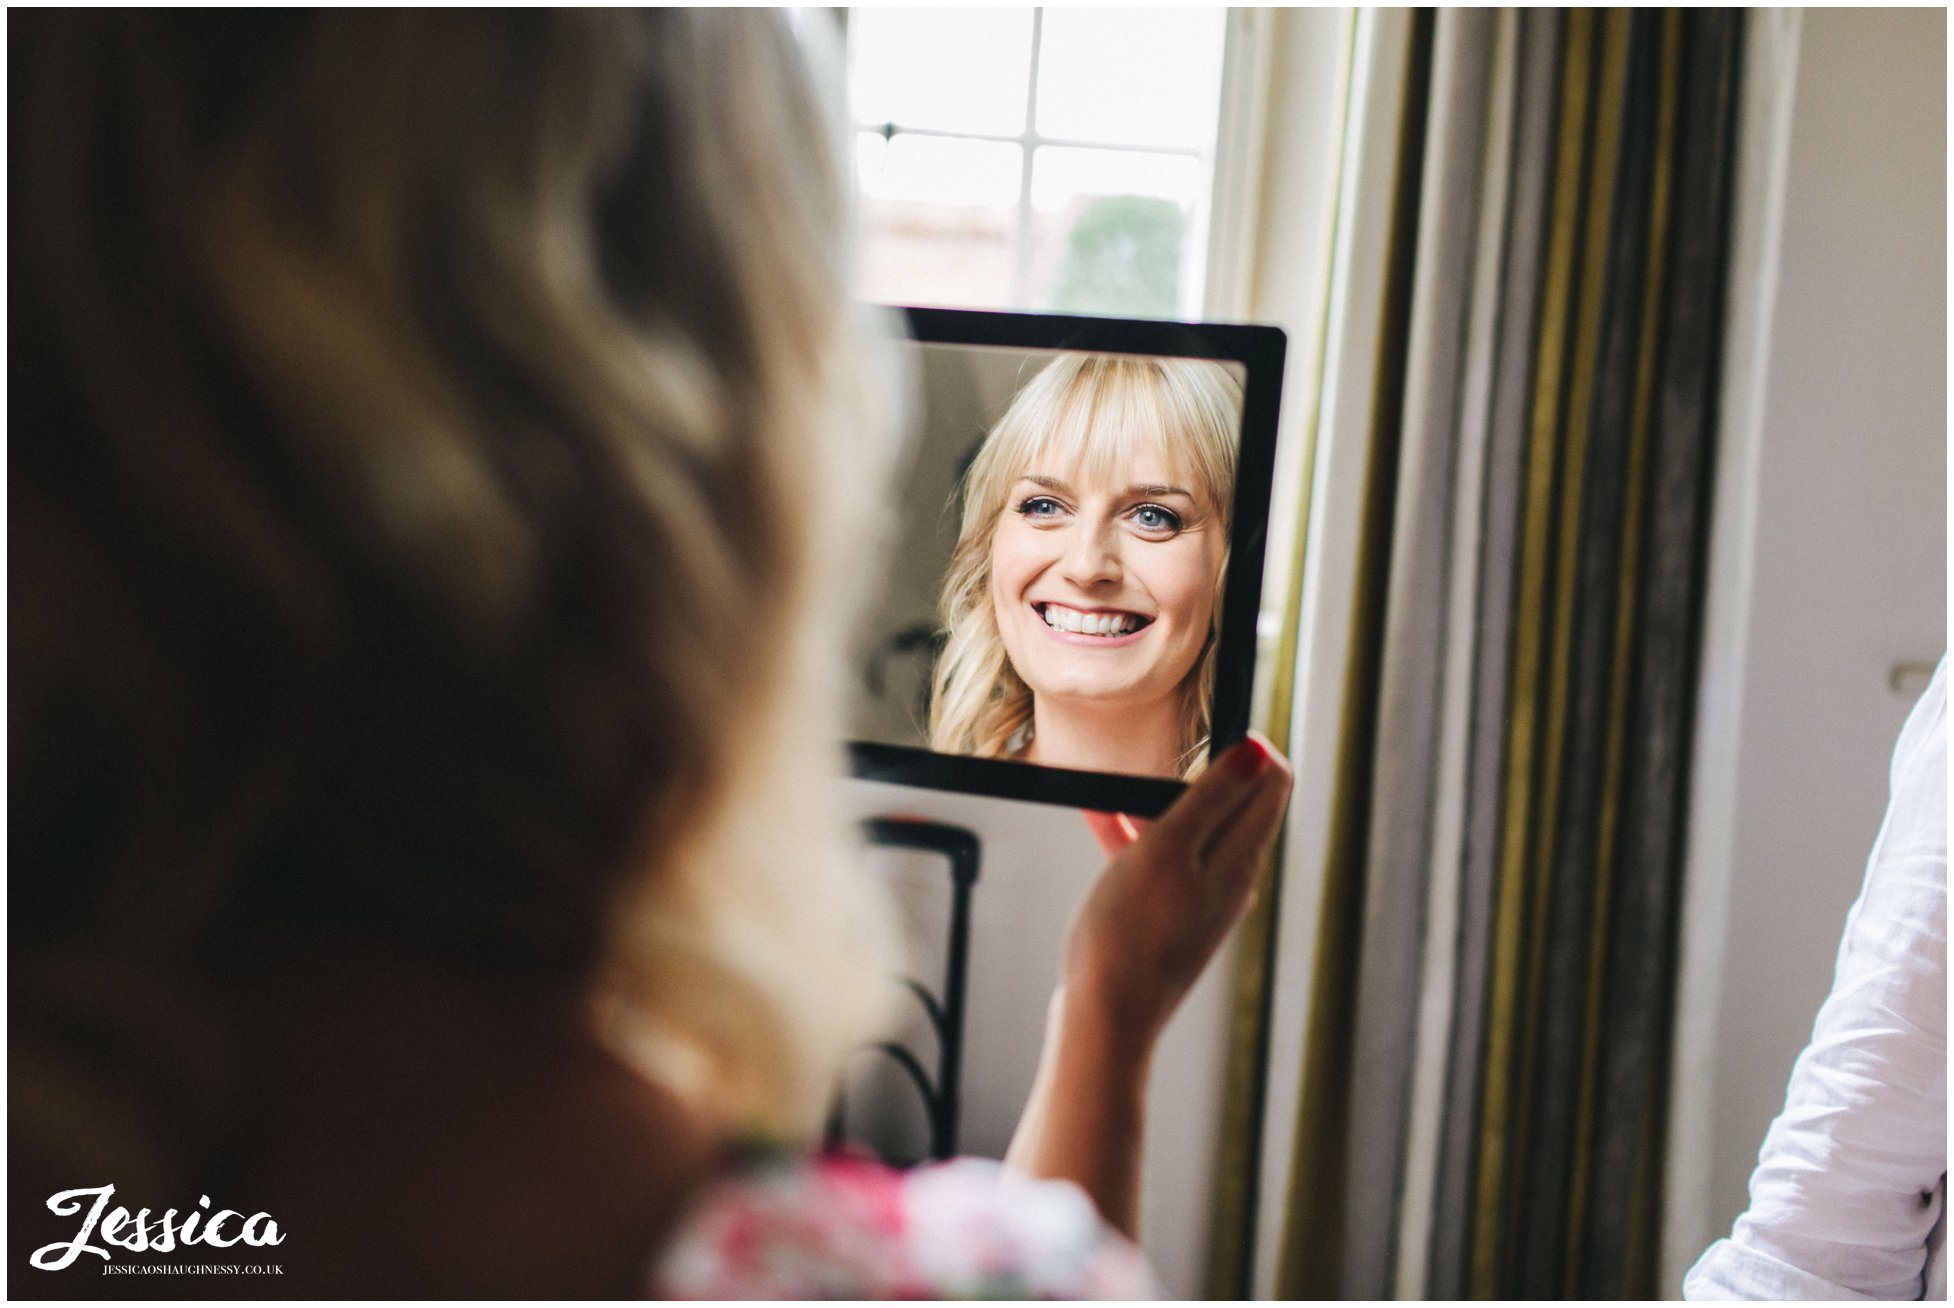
[{"xmin": 847, "ymin": 8, "xmax": 1230, "ymax": 318}]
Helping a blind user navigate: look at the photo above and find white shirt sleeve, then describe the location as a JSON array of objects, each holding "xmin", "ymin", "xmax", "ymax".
[{"xmin": 1685, "ymin": 658, "xmax": 1948, "ymax": 1301}]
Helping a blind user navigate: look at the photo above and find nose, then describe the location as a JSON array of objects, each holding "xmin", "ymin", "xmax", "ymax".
[{"xmin": 1059, "ymin": 520, "xmax": 1123, "ymax": 589}]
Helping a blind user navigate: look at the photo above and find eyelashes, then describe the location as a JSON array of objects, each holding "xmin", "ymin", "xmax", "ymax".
[
  {"xmin": 1012, "ymin": 496, "xmax": 1185, "ymax": 537},
  {"xmin": 1129, "ymin": 503, "xmax": 1183, "ymax": 535}
]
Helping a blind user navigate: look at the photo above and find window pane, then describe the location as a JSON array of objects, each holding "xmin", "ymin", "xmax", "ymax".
[
  {"xmin": 849, "ymin": 8, "xmax": 1035, "ymax": 136},
  {"xmin": 1034, "ymin": 8, "xmax": 1227, "ymax": 151},
  {"xmin": 856, "ymin": 132, "xmax": 1022, "ymax": 309},
  {"xmin": 1028, "ymin": 147, "xmax": 1203, "ymax": 317}
]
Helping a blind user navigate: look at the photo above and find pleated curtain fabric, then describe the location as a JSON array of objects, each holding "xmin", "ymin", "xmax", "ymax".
[
  {"xmin": 1245, "ymin": 9, "xmax": 1743, "ymax": 1300},
  {"xmin": 1340, "ymin": 10, "xmax": 1497, "ymax": 1297}
]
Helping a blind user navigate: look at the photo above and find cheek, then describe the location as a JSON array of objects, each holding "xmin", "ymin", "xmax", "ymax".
[
  {"xmin": 1147, "ymin": 542, "xmax": 1222, "ymax": 631},
  {"xmin": 989, "ymin": 522, "xmax": 1045, "ymax": 599}
]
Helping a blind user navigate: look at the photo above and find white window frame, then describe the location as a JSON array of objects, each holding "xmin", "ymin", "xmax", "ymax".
[{"xmin": 846, "ymin": 7, "xmax": 1227, "ymax": 317}]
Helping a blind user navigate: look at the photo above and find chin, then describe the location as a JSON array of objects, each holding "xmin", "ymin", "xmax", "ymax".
[
  {"xmin": 1033, "ymin": 688, "xmax": 1133, "ymax": 712},
  {"xmin": 1026, "ymin": 673, "xmax": 1169, "ymax": 711}
]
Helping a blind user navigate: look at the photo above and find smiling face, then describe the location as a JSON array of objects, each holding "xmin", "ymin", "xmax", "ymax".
[
  {"xmin": 927, "ymin": 353, "xmax": 1243, "ymax": 768},
  {"xmin": 988, "ymin": 445, "xmax": 1225, "ymax": 715}
]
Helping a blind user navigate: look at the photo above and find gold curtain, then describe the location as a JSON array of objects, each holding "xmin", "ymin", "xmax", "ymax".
[{"xmin": 1203, "ymin": 9, "xmax": 1744, "ymax": 1299}]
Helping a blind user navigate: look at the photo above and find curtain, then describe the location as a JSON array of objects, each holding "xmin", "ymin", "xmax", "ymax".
[{"xmin": 1203, "ymin": 8, "xmax": 1745, "ymax": 1298}]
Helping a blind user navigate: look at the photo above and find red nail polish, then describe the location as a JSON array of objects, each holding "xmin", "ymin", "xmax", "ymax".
[{"xmin": 1228, "ymin": 738, "xmax": 1269, "ymax": 779}]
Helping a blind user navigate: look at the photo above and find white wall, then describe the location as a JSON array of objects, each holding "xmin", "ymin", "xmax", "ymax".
[{"xmin": 1667, "ymin": 6, "xmax": 1947, "ymax": 1291}]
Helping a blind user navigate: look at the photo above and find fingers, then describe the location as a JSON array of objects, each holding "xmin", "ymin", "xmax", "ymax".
[
  {"xmin": 1083, "ymin": 811, "xmax": 1150, "ymax": 859},
  {"xmin": 1201, "ymin": 754, "xmax": 1292, "ymax": 885},
  {"xmin": 1148, "ymin": 732, "xmax": 1287, "ymax": 856},
  {"xmin": 1082, "ymin": 810, "xmax": 1137, "ymax": 860}
]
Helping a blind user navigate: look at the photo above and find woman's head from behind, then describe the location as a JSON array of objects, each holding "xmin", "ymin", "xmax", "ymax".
[
  {"xmin": 11, "ymin": 9, "xmax": 896, "ymax": 1152},
  {"xmin": 929, "ymin": 355, "xmax": 1242, "ymax": 776}
]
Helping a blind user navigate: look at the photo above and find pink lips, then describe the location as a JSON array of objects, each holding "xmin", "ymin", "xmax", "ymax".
[{"xmin": 1031, "ymin": 602, "xmax": 1153, "ymax": 648}]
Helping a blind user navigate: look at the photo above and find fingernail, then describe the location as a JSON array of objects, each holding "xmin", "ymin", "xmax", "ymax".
[{"xmin": 1228, "ymin": 737, "xmax": 1270, "ymax": 779}]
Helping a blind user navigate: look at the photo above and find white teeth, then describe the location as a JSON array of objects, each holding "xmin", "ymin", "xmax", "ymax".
[{"xmin": 1040, "ymin": 605, "xmax": 1143, "ymax": 636}]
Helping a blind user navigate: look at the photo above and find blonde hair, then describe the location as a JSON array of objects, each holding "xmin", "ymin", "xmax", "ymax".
[
  {"xmin": 10, "ymin": 8, "xmax": 899, "ymax": 1175},
  {"xmin": 927, "ymin": 354, "xmax": 1243, "ymax": 775}
]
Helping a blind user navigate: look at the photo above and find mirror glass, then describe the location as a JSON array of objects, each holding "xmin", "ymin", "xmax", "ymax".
[{"xmin": 852, "ymin": 341, "xmax": 1249, "ymax": 782}]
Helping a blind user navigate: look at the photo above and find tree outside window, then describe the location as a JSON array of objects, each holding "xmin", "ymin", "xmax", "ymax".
[{"xmin": 848, "ymin": 8, "xmax": 1228, "ymax": 319}]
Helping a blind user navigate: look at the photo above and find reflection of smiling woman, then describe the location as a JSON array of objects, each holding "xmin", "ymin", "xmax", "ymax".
[{"xmin": 930, "ymin": 355, "xmax": 1242, "ymax": 778}]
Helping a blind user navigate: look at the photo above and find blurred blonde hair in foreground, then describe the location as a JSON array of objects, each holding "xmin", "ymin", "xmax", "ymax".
[
  {"xmin": 928, "ymin": 355, "xmax": 1242, "ymax": 775},
  {"xmin": 9, "ymin": 9, "xmax": 901, "ymax": 1176}
]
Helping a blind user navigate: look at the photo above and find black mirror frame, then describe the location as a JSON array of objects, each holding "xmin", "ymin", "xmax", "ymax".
[{"xmin": 848, "ymin": 305, "xmax": 1288, "ymax": 819}]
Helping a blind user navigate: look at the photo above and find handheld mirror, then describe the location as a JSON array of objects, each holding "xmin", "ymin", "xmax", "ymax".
[{"xmin": 850, "ymin": 307, "xmax": 1286, "ymax": 818}]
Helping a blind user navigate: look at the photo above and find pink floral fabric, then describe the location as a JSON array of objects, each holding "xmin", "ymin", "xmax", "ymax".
[{"xmin": 649, "ymin": 1151, "xmax": 1156, "ymax": 1299}]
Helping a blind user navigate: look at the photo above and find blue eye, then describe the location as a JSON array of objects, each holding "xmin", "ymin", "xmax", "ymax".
[
  {"xmin": 1129, "ymin": 503, "xmax": 1184, "ymax": 535},
  {"xmin": 1016, "ymin": 495, "xmax": 1064, "ymax": 520}
]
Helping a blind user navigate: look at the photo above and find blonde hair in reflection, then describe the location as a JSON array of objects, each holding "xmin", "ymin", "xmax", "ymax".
[
  {"xmin": 927, "ymin": 354, "xmax": 1242, "ymax": 776},
  {"xmin": 11, "ymin": 9, "xmax": 901, "ymax": 1161}
]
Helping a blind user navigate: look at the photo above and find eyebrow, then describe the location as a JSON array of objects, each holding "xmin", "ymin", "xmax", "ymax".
[{"xmin": 1021, "ymin": 474, "xmax": 1196, "ymax": 500}]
